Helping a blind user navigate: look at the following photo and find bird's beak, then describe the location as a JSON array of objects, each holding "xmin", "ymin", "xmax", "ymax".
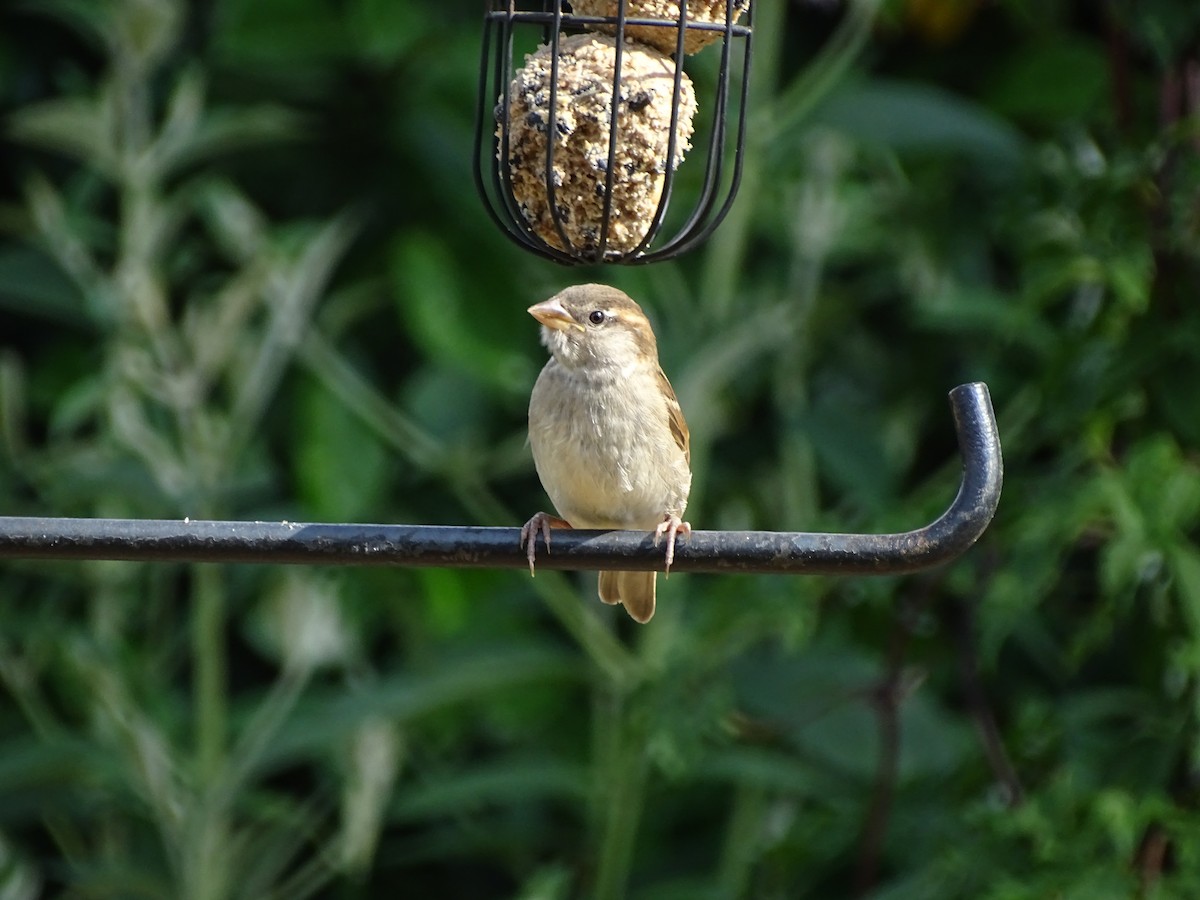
[{"xmin": 528, "ymin": 298, "xmax": 583, "ymax": 332}]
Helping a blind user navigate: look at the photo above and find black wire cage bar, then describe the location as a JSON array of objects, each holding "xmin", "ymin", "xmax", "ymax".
[
  {"xmin": 0, "ymin": 383, "xmax": 1002, "ymax": 574},
  {"xmin": 474, "ymin": 0, "xmax": 753, "ymax": 265}
]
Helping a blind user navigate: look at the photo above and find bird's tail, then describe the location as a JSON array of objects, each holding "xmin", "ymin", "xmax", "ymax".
[{"xmin": 598, "ymin": 571, "xmax": 657, "ymax": 623}]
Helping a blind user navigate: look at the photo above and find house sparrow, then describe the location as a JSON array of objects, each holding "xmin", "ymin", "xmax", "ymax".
[{"xmin": 520, "ymin": 284, "xmax": 692, "ymax": 624}]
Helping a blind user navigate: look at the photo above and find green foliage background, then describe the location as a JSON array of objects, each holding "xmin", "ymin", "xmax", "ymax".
[{"xmin": 2, "ymin": 0, "xmax": 1199, "ymax": 897}]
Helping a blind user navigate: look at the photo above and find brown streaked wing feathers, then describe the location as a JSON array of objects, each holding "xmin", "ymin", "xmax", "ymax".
[{"xmin": 658, "ymin": 367, "xmax": 690, "ymax": 464}]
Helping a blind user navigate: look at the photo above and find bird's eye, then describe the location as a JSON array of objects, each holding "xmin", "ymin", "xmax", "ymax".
[{"xmin": 588, "ymin": 310, "xmax": 605, "ymax": 325}]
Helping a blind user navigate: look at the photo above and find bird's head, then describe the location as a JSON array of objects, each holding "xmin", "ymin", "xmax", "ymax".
[{"xmin": 528, "ymin": 284, "xmax": 658, "ymax": 374}]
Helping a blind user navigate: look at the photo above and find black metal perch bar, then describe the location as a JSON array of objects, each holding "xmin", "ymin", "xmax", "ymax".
[{"xmin": 0, "ymin": 384, "xmax": 1002, "ymax": 574}]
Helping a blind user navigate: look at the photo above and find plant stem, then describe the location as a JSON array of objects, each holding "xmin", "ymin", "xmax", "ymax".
[
  {"xmin": 701, "ymin": 0, "xmax": 787, "ymax": 322},
  {"xmin": 192, "ymin": 563, "xmax": 226, "ymax": 784},
  {"xmin": 763, "ymin": 0, "xmax": 883, "ymax": 144},
  {"xmin": 717, "ymin": 783, "xmax": 768, "ymax": 897},
  {"xmin": 702, "ymin": 0, "xmax": 882, "ymax": 321},
  {"xmin": 592, "ymin": 691, "xmax": 650, "ymax": 900},
  {"xmin": 188, "ymin": 563, "xmax": 230, "ymax": 900}
]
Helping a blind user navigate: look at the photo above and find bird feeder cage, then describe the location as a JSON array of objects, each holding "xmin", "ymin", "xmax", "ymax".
[{"xmin": 475, "ymin": 0, "xmax": 753, "ymax": 264}]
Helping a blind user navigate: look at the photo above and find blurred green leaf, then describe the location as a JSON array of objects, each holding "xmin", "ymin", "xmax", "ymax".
[
  {"xmin": 214, "ymin": 0, "xmax": 352, "ymax": 64},
  {"xmin": 800, "ymin": 399, "xmax": 898, "ymax": 514},
  {"xmin": 391, "ymin": 757, "xmax": 586, "ymax": 821},
  {"xmin": 261, "ymin": 646, "xmax": 578, "ymax": 769},
  {"xmin": 1119, "ymin": 4, "xmax": 1200, "ymax": 68},
  {"xmin": 294, "ymin": 375, "xmax": 388, "ymax": 521},
  {"xmin": 346, "ymin": 0, "xmax": 434, "ymax": 65},
  {"xmin": 697, "ymin": 746, "xmax": 816, "ymax": 795},
  {"xmin": 813, "ymin": 78, "xmax": 1027, "ymax": 165},
  {"xmin": 733, "ymin": 642, "xmax": 972, "ymax": 783},
  {"xmin": 984, "ymin": 39, "xmax": 1109, "ymax": 123},
  {"xmin": 913, "ymin": 283, "xmax": 1056, "ymax": 355},
  {"xmin": 0, "ymin": 246, "xmax": 86, "ymax": 323},
  {"xmin": 1169, "ymin": 546, "xmax": 1200, "ymax": 645},
  {"xmin": 0, "ymin": 736, "xmax": 118, "ymax": 825},
  {"xmin": 155, "ymin": 105, "xmax": 303, "ymax": 177},
  {"xmin": 8, "ymin": 96, "xmax": 117, "ymax": 175},
  {"xmin": 415, "ymin": 569, "xmax": 470, "ymax": 635},
  {"xmin": 390, "ymin": 231, "xmax": 535, "ymax": 396}
]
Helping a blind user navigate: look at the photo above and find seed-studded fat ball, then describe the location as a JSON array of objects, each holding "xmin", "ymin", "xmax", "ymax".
[
  {"xmin": 501, "ymin": 33, "xmax": 696, "ymax": 257},
  {"xmin": 570, "ymin": 0, "xmax": 750, "ymax": 56}
]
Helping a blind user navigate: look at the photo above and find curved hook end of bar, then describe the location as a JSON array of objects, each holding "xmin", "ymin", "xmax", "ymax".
[{"xmin": 923, "ymin": 381, "xmax": 1003, "ymax": 564}]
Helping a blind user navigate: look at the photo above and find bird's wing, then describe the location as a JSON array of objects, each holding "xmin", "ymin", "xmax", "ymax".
[{"xmin": 658, "ymin": 366, "xmax": 690, "ymax": 466}]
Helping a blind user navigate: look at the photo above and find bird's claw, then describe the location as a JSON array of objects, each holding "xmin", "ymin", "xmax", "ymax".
[
  {"xmin": 653, "ymin": 514, "xmax": 691, "ymax": 577},
  {"xmin": 519, "ymin": 512, "xmax": 571, "ymax": 576}
]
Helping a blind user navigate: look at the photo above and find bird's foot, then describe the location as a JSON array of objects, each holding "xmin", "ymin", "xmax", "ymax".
[
  {"xmin": 519, "ymin": 512, "xmax": 572, "ymax": 576},
  {"xmin": 653, "ymin": 514, "xmax": 691, "ymax": 576}
]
